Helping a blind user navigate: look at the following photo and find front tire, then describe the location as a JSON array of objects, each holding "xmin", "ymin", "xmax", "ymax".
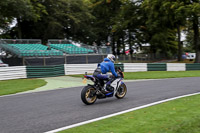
[
  {"xmin": 81, "ymin": 86, "xmax": 97, "ymax": 105},
  {"xmin": 115, "ymin": 83, "xmax": 127, "ymax": 99}
]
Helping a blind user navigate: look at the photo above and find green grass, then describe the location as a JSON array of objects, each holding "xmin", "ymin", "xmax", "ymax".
[
  {"xmin": 124, "ymin": 71, "xmax": 200, "ymax": 80},
  {"xmin": 70, "ymin": 70, "xmax": 200, "ymax": 80},
  {"xmin": 59, "ymin": 94, "xmax": 200, "ymax": 133},
  {"xmin": 64, "ymin": 71, "xmax": 200, "ymax": 133},
  {"xmin": 0, "ymin": 79, "xmax": 47, "ymax": 96}
]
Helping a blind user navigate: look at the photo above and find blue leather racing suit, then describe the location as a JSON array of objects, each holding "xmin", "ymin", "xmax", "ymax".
[
  {"xmin": 94, "ymin": 58, "xmax": 118, "ymax": 81},
  {"xmin": 99, "ymin": 58, "xmax": 118, "ymax": 77}
]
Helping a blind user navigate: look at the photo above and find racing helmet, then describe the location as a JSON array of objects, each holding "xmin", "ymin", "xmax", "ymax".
[{"xmin": 107, "ymin": 54, "xmax": 115, "ymax": 63}]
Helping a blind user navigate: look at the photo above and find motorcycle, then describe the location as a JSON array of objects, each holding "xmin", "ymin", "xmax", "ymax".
[{"xmin": 81, "ymin": 67, "xmax": 127, "ymax": 105}]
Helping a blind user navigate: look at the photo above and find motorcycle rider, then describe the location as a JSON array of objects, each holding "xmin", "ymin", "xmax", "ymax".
[{"xmin": 93, "ymin": 54, "xmax": 118, "ymax": 93}]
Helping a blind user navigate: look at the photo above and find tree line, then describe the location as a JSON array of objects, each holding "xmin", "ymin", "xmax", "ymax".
[{"xmin": 0, "ymin": 0, "xmax": 200, "ymax": 62}]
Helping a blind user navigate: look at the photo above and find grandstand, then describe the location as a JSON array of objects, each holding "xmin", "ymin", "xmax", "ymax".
[
  {"xmin": 0, "ymin": 39, "xmax": 97, "ymax": 57},
  {"xmin": 0, "ymin": 39, "xmax": 63, "ymax": 57},
  {"xmin": 1, "ymin": 43, "xmax": 63, "ymax": 57},
  {"xmin": 49, "ymin": 44, "xmax": 94, "ymax": 54},
  {"xmin": 0, "ymin": 39, "xmax": 111, "ymax": 66},
  {"xmin": 48, "ymin": 39, "xmax": 95, "ymax": 54}
]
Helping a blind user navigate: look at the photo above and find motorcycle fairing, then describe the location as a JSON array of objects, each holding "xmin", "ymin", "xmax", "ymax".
[{"xmin": 110, "ymin": 78, "xmax": 123, "ymax": 96}]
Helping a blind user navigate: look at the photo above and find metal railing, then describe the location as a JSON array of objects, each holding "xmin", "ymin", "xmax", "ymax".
[
  {"xmin": 0, "ymin": 39, "xmax": 41, "ymax": 44},
  {"xmin": 48, "ymin": 39, "xmax": 112, "ymax": 54}
]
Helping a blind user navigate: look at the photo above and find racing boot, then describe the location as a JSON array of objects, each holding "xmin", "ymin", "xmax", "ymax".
[{"xmin": 101, "ymin": 85, "xmax": 109, "ymax": 94}]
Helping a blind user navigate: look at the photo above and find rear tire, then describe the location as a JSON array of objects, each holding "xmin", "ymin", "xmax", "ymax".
[
  {"xmin": 115, "ymin": 83, "xmax": 127, "ymax": 99},
  {"xmin": 81, "ymin": 86, "xmax": 97, "ymax": 105}
]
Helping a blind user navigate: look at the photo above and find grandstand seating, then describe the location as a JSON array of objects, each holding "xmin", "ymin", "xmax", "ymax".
[
  {"xmin": 0, "ymin": 44, "xmax": 63, "ymax": 57},
  {"xmin": 0, "ymin": 43, "xmax": 94, "ymax": 57},
  {"xmin": 49, "ymin": 44, "xmax": 94, "ymax": 54}
]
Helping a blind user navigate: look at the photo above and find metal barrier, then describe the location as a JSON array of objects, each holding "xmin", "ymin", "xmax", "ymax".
[
  {"xmin": 24, "ymin": 54, "xmax": 106, "ymax": 66},
  {"xmin": 26, "ymin": 65, "xmax": 65, "ymax": 78},
  {"xmin": 0, "ymin": 39, "xmax": 41, "ymax": 44},
  {"xmin": 0, "ymin": 66, "xmax": 27, "ymax": 80},
  {"xmin": 167, "ymin": 63, "xmax": 186, "ymax": 71},
  {"xmin": 0, "ymin": 63, "xmax": 200, "ymax": 80},
  {"xmin": 64, "ymin": 64, "xmax": 97, "ymax": 75},
  {"xmin": 147, "ymin": 63, "xmax": 167, "ymax": 71},
  {"xmin": 124, "ymin": 63, "xmax": 147, "ymax": 72},
  {"xmin": 186, "ymin": 63, "xmax": 200, "ymax": 71}
]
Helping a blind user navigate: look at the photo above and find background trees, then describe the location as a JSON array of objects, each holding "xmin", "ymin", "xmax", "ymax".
[
  {"xmin": 0, "ymin": 0, "xmax": 199, "ymax": 62},
  {"xmin": 0, "ymin": 0, "xmax": 45, "ymax": 38},
  {"xmin": 186, "ymin": 0, "xmax": 200, "ymax": 63}
]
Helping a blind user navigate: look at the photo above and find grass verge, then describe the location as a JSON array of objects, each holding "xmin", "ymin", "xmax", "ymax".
[
  {"xmin": 59, "ymin": 94, "xmax": 200, "ymax": 133},
  {"xmin": 0, "ymin": 79, "xmax": 47, "ymax": 96},
  {"xmin": 124, "ymin": 71, "xmax": 200, "ymax": 80},
  {"xmin": 69, "ymin": 70, "xmax": 200, "ymax": 80}
]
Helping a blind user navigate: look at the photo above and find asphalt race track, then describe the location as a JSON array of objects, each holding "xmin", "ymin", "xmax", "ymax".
[{"xmin": 0, "ymin": 77, "xmax": 200, "ymax": 133}]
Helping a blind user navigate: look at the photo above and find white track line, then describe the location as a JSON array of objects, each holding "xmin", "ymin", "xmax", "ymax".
[{"xmin": 45, "ymin": 92, "xmax": 200, "ymax": 133}]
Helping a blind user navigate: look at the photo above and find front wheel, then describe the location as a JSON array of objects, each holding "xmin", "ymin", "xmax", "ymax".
[
  {"xmin": 115, "ymin": 83, "xmax": 127, "ymax": 99},
  {"xmin": 81, "ymin": 86, "xmax": 97, "ymax": 105}
]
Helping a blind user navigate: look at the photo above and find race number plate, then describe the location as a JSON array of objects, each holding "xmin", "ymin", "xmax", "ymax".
[{"xmin": 82, "ymin": 78, "xmax": 87, "ymax": 84}]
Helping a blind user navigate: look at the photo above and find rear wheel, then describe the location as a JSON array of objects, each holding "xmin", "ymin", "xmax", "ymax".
[
  {"xmin": 81, "ymin": 86, "xmax": 97, "ymax": 105},
  {"xmin": 115, "ymin": 83, "xmax": 127, "ymax": 99}
]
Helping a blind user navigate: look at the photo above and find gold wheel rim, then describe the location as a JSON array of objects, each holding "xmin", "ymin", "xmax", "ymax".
[
  {"xmin": 117, "ymin": 84, "xmax": 127, "ymax": 98},
  {"xmin": 85, "ymin": 88, "xmax": 97, "ymax": 103}
]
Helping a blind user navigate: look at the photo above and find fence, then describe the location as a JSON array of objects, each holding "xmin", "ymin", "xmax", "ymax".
[
  {"xmin": 0, "ymin": 39, "xmax": 41, "ymax": 44},
  {"xmin": 2, "ymin": 54, "xmax": 176, "ymax": 66},
  {"xmin": 0, "ymin": 63, "xmax": 200, "ymax": 80},
  {"xmin": 117, "ymin": 54, "xmax": 176, "ymax": 62},
  {"xmin": 24, "ymin": 55, "xmax": 107, "ymax": 66}
]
